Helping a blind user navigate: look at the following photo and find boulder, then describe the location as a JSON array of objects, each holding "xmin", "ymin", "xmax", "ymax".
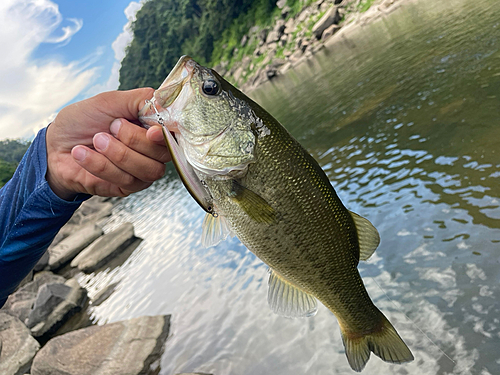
[
  {"xmin": 1, "ymin": 272, "xmax": 66, "ymax": 323},
  {"xmin": 265, "ymin": 30, "xmax": 281, "ymax": 44},
  {"xmin": 48, "ymin": 223, "xmax": 103, "ymax": 270},
  {"xmin": 27, "ymin": 278, "xmax": 88, "ymax": 339},
  {"xmin": 312, "ymin": 6, "xmax": 340, "ymax": 39},
  {"xmin": 232, "ymin": 66, "xmax": 244, "ymax": 83},
  {"xmin": 0, "ymin": 312, "xmax": 40, "ymax": 375},
  {"xmin": 321, "ymin": 24, "xmax": 341, "ymax": 40},
  {"xmin": 71, "ymin": 222, "xmax": 136, "ymax": 273},
  {"xmin": 31, "ymin": 315, "xmax": 171, "ymax": 375},
  {"xmin": 276, "ymin": 0, "xmax": 287, "ymax": 9}
]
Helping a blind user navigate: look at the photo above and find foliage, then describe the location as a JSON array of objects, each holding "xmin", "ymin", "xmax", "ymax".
[
  {"xmin": 0, "ymin": 139, "xmax": 30, "ymax": 187},
  {"xmin": 358, "ymin": 0, "xmax": 376, "ymax": 12},
  {"xmin": 119, "ymin": 0, "xmax": 277, "ymax": 90}
]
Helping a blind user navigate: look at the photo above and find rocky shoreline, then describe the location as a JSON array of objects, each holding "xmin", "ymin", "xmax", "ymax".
[
  {"xmin": 214, "ymin": 0, "xmax": 403, "ymax": 92},
  {"xmin": 0, "ymin": 197, "xmax": 188, "ymax": 375}
]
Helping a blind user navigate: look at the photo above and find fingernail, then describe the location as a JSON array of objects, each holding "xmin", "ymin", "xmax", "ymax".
[
  {"xmin": 72, "ymin": 146, "xmax": 87, "ymax": 162},
  {"xmin": 110, "ymin": 119, "xmax": 121, "ymax": 136},
  {"xmin": 94, "ymin": 133, "xmax": 110, "ymax": 151}
]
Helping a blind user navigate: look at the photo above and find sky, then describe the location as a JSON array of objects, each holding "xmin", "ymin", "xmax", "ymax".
[{"xmin": 0, "ymin": 0, "xmax": 146, "ymax": 140}]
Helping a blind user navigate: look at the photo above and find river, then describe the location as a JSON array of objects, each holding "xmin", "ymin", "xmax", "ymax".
[{"xmin": 79, "ymin": 0, "xmax": 500, "ymax": 374}]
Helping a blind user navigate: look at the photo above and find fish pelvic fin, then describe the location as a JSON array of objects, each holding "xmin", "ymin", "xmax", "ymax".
[
  {"xmin": 340, "ymin": 313, "xmax": 413, "ymax": 372},
  {"xmin": 268, "ymin": 269, "xmax": 318, "ymax": 318},
  {"xmin": 201, "ymin": 213, "xmax": 233, "ymax": 248},
  {"xmin": 349, "ymin": 211, "xmax": 380, "ymax": 261}
]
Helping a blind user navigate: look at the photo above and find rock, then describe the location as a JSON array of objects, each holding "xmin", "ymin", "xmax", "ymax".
[
  {"xmin": 281, "ymin": 5, "xmax": 291, "ymax": 18},
  {"xmin": 241, "ymin": 56, "xmax": 251, "ymax": 70},
  {"xmin": 27, "ymin": 278, "xmax": 87, "ymax": 339},
  {"xmin": 276, "ymin": 0, "xmax": 286, "ymax": 8},
  {"xmin": 297, "ymin": 7, "xmax": 312, "ymax": 22},
  {"xmin": 279, "ymin": 61, "xmax": 292, "ymax": 74},
  {"xmin": 48, "ymin": 223, "xmax": 103, "ymax": 271},
  {"xmin": 33, "ymin": 251, "xmax": 49, "ymax": 272},
  {"xmin": 266, "ymin": 30, "xmax": 281, "ymax": 44},
  {"xmin": 284, "ymin": 17, "xmax": 295, "ymax": 34},
  {"xmin": 31, "ymin": 315, "xmax": 170, "ymax": 375},
  {"xmin": 176, "ymin": 373, "xmax": 213, "ymax": 375},
  {"xmin": 232, "ymin": 66, "xmax": 244, "ymax": 83},
  {"xmin": 289, "ymin": 49, "xmax": 304, "ymax": 63},
  {"xmin": 1, "ymin": 272, "xmax": 66, "ymax": 323},
  {"xmin": 240, "ymin": 34, "xmax": 248, "ymax": 47},
  {"xmin": 312, "ymin": 6, "xmax": 340, "ymax": 39},
  {"xmin": 71, "ymin": 222, "xmax": 136, "ymax": 273},
  {"xmin": 0, "ymin": 312, "xmax": 40, "ymax": 375},
  {"xmin": 321, "ymin": 24, "xmax": 341, "ymax": 40}
]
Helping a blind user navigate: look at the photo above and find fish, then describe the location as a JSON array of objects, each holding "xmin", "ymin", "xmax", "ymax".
[{"xmin": 138, "ymin": 55, "xmax": 414, "ymax": 372}]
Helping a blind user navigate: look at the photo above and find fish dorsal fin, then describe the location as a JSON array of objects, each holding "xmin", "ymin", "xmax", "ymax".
[
  {"xmin": 201, "ymin": 213, "xmax": 234, "ymax": 248},
  {"xmin": 268, "ymin": 269, "xmax": 318, "ymax": 318},
  {"xmin": 229, "ymin": 181, "xmax": 276, "ymax": 224},
  {"xmin": 349, "ymin": 211, "xmax": 380, "ymax": 261}
]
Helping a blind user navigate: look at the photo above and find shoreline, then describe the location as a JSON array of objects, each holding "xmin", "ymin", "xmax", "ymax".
[{"xmin": 213, "ymin": 0, "xmax": 407, "ymax": 93}]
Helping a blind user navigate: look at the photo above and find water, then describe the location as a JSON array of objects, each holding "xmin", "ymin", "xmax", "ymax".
[{"xmin": 79, "ymin": 0, "xmax": 500, "ymax": 373}]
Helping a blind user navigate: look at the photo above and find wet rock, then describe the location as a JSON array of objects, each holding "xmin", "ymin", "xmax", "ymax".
[
  {"xmin": 31, "ymin": 315, "xmax": 170, "ymax": 375},
  {"xmin": 27, "ymin": 278, "xmax": 87, "ymax": 339},
  {"xmin": 321, "ymin": 24, "xmax": 341, "ymax": 40},
  {"xmin": 48, "ymin": 223, "xmax": 103, "ymax": 271},
  {"xmin": 71, "ymin": 222, "xmax": 136, "ymax": 273},
  {"xmin": 312, "ymin": 6, "xmax": 340, "ymax": 39},
  {"xmin": 0, "ymin": 312, "xmax": 40, "ymax": 375},
  {"xmin": 1, "ymin": 272, "xmax": 66, "ymax": 323}
]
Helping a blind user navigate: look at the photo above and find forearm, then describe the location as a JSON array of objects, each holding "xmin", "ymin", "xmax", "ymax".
[{"xmin": 0, "ymin": 127, "xmax": 89, "ymax": 307}]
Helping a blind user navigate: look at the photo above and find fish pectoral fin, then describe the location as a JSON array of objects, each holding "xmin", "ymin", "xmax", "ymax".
[
  {"xmin": 268, "ymin": 269, "xmax": 318, "ymax": 318},
  {"xmin": 229, "ymin": 181, "xmax": 276, "ymax": 224},
  {"xmin": 349, "ymin": 211, "xmax": 380, "ymax": 261},
  {"xmin": 201, "ymin": 213, "xmax": 234, "ymax": 248}
]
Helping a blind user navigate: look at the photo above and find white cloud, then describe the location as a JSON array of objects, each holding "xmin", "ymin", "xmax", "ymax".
[
  {"xmin": 87, "ymin": 1, "xmax": 145, "ymax": 96},
  {"xmin": 0, "ymin": 0, "xmax": 93, "ymax": 140}
]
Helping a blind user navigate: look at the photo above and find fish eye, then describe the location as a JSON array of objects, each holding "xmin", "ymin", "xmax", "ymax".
[{"xmin": 202, "ymin": 79, "xmax": 220, "ymax": 96}]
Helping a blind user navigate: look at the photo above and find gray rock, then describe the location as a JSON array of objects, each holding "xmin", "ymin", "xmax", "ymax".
[
  {"xmin": 28, "ymin": 278, "xmax": 87, "ymax": 339},
  {"xmin": 1, "ymin": 272, "xmax": 66, "ymax": 323},
  {"xmin": 276, "ymin": 0, "xmax": 287, "ymax": 9},
  {"xmin": 297, "ymin": 7, "xmax": 313, "ymax": 22},
  {"xmin": 240, "ymin": 34, "xmax": 248, "ymax": 47},
  {"xmin": 48, "ymin": 223, "xmax": 103, "ymax": 270},
  {"xmin": 232, "ymin": 66, "xmax": 244, "ymax": 83},
  {"xmin": 281, "ymin": 5, "xmax": 291, "ymax": 18},
  {"xmin": 321, "ymin": 24, "xmax": 341, "ymax": 40},
  {"xmin": 33, "ymin": 251, "xmax": 49, "ymax": 272},
  {"xmin": 0, "ymin": 312, "xmax": 40, "ymax": 375},
  {"xmin": 266, "ymin": 30, "xmax": 280, "ymax": 44},
  {"xmin": 312, "ymin": 6, "xmax": 340, "ymax": 39},
  {"xmin": 284, "ymin": 17, "xmax": 295, "ymax": 34},
  {"xmin": 31, "ymin": 315, "xmax": 170, "ymax": 375},
  {"xmin": 71, "ymin": 222, "xmax": 136, "ymax": 273}
]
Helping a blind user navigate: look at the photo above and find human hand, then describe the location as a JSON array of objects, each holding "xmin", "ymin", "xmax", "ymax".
[{"xmin": 46, "ymin": 88, "xmax": 170, "ymax": 200}]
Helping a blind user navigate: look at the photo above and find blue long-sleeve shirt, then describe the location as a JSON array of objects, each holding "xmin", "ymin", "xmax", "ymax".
[{"xmin": 0, "ymin": 127, "xmax": 89, "ymax": 307}]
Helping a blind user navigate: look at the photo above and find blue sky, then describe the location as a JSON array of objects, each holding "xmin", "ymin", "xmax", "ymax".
[{"xmin": 0, "ymin": 0, "xmax": 145, "ymax": 140}]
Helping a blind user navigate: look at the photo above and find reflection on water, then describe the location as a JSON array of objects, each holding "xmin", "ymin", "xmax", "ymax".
[{"xmin": 78, "ymin": 0, "xmax": 500, "ymax": 374}]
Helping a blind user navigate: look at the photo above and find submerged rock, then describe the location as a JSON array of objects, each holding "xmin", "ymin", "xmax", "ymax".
[
  {"xmin": 0, "ymin": 312, "xmax": 40, "ymax": 375},
  {"xmin": 31, "ymin": 315, "xmax": 171, "ymax": 375},
  {"xmin": 70, "ymin": 222, "xmax": 137, "ymax": 273}
]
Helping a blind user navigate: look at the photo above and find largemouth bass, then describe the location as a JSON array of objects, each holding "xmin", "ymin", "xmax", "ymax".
[{"xmin": 139, "ymin": 56, "xmax": 413, "ymax": 372}]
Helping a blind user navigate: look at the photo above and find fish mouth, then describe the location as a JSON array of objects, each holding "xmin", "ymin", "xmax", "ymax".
[{"xmin": 138, "ymin": 55, "xmax": 196, "ymax": 129}]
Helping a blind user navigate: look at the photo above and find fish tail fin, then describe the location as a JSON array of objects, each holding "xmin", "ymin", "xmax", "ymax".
[{"xmin": 340, "ymin": 313, "xmax": 414, "ymax": 372}]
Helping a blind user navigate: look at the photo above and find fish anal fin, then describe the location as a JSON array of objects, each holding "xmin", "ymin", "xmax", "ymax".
[
  {"xmin": 350, "ymin": 211, "xmax": 380, "ymax": 261},
  {"xmin": 230, "ymin": 181, "xmax": 276, "ymax": 224},
  {"xmin": 340, "ymin": 313, "xmax": 414, "ymax": 372},
  {"xmin": 268, "ymin": 269, "xmax": 317, "ymax": 318},
  {"xmin": 201, "ymin": 213, "xmax": 233, "ymax": 248}
]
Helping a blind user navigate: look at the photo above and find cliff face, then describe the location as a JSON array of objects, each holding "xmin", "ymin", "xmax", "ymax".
[{"xmin": 119, "ymin": 0, "xmax": 386, "ymax": 91}]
